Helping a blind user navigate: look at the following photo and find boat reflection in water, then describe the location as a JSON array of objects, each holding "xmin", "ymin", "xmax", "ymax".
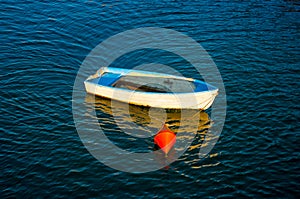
[{"xmin": 84, "ymin": 94, "xmax": 212, "ymax": 168}]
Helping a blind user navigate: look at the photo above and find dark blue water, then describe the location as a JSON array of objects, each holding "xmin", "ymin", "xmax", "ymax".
[{"xmin": 1, "ymin": 0, "xmax": 300, "ymax": 198}]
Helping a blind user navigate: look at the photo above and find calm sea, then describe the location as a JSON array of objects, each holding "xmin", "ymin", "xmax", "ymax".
[{"xmin": 1, "ymin": 0, "xmax": 299, "ymax": 198}]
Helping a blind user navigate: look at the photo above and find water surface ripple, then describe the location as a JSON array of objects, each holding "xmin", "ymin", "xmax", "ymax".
[{"xmin": 1, "ymin": 0, "xmax": 299, "ymax": 198}]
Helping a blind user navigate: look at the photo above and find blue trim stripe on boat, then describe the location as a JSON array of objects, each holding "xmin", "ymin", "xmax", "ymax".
[
  {"xmin": 88, "ymin": 73, "xmax": 121, "ymax": 86},
  {"xmin": 194, "ymin": 81, "xmax": 217, "ymax": 92}
]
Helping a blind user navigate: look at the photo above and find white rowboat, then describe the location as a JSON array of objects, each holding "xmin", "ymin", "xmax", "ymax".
[{"xmin": 84, "ymin": 67, "xmax": 218, "ymax": 109}]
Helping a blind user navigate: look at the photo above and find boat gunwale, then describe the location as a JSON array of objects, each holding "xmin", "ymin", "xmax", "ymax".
[
  {"xmin": 84, "ymin": 80, "xmax": 218, "ymax": 96},
  {"xmin": 84, "ymin": 67, "xmax": 218, "ymax": 95}
]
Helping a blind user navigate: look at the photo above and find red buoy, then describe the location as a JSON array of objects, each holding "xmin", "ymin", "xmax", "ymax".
[{"xmin": 154, "ymin": 124, "xmax": 176, "ymax": 154}]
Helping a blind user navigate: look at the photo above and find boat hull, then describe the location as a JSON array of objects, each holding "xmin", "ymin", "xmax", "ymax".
[{"xmin": 84, "ymin": 67, "xmax": 218, "ymax": 110}]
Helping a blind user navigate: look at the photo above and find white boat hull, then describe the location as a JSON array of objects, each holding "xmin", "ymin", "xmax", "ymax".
[{"xmin": 84, "ymin": 67, "xmax": 218, "ymax": 110}]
